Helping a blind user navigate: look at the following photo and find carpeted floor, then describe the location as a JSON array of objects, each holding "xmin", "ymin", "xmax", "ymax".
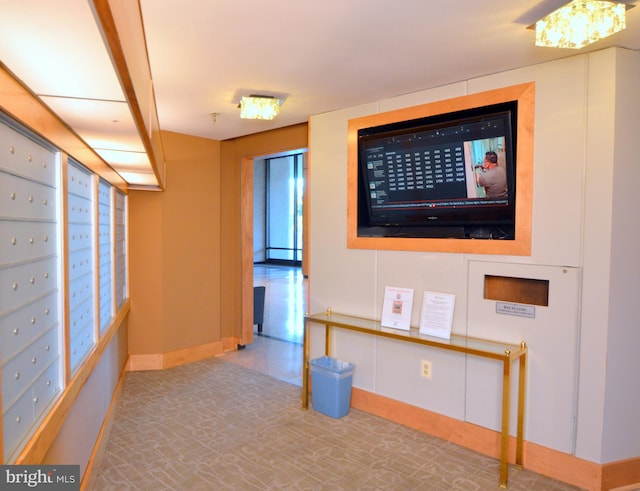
[{"xmin": 93, "ymin": 357, "xmax": 584, "ymax": 490}]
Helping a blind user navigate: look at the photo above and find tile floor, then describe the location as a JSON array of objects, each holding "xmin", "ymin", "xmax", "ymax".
[
  {"xmin": 251, "ymin": 263, "xmax": 307, "ymax": 345},
  {"xmin": 221, "ymin": 263, "xmax": 305, "ymax": 386}
]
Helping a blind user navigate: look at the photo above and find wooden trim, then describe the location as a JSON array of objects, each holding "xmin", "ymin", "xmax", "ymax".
[
  {"xmin": 163, "ymin": 342, "xmax": 224, "ymax": 369},
  {"xmin": 14, "ymin": 300, "xmax": 130, "ymax": 464},
  {"xmin": 603, "ymin": 457, "xmax": 640, "ymax": 491},
  {"xmin": 346, "ymin": 82, "xmax": 535, "ymax": 255},
  {"xmin": 524, "ymin": 440, "xmax": 602, "ymax": 491},
  {"xmin": 0, "ymin": 64, "xmax": 127, "ymax": 190},
  {"xmin": 126, "ymin": 354, "xmax": 164, "ymax": 371},
  {"xmin": 240, "ymin": 157, "xmax": 254, "ymax": 346},
  {"xmin": 223, "ymin": 336, "xmax": 241, "ymax": 352},
  {"xmin": 610, "ymin": 484, "xmax": 640, "ymax": 491},
  {"xmin": 126, "ymin": 338, "xmax": 237, "ymax": 371},
  {"xmin": 90, "ymin": 0, "xmax": 166, "ymax": 189},
  {"xmin": 351, "ymin": 386, "xmax": 618, "ymax": 491},
  {"xmin": 351, "ymin": 387, "xmax": 506, "ymax": 458}
]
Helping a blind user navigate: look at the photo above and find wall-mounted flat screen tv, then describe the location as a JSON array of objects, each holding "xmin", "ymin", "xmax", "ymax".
[{"xmin": 357, "ymin": 101, "xmax": 517, "ymax": 240}]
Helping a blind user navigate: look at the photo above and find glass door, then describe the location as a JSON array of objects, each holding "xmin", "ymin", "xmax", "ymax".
[{"xmin": 266, "ymin": 154, "xmax": 303, "ymax": 264}]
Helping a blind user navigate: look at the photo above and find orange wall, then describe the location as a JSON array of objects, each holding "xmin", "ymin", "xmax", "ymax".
[
  {"xmin": 129, "ymin": 123, "xmax": 307, "ymax": 356},
  {"xmin": 129, "ymin": 131, "xmax": 222, "ymax": 355},
  {"xmin": 128, "ymin": 192, "xmax": 164, "ymax": 354}
]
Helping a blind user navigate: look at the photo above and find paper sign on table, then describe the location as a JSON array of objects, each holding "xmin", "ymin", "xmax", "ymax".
[
  {"xmin": 419, "ymin": 291, "xmax": 455, "ymax": 339},
  {"xmin": 381, "ymin": 286, "xmax": 414, "ymax": 331}
]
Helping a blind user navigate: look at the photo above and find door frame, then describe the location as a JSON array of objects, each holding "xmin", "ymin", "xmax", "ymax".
[
  {"xmin": 240, "ymin": 156, "xmax": 255, "ymax": 345},
  {"xmin": 240, "ymin": 151, "xmax": 309, "ymax": 346}
]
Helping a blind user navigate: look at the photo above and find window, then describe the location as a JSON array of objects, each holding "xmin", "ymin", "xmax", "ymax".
[{"xmin": 265, "ymin": 154, "xmax": 303, "ymax": 263}]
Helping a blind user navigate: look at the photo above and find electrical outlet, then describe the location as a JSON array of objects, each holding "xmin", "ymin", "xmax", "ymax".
[{"xmin": 421, "ymin": 360, "xmax": 432, "ymax": 379}]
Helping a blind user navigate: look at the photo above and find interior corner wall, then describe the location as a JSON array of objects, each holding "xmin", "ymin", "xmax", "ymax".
[
  {"xmin": 308, "ymin": 47, "xmax": 638, "ymax": 466},
  {"xmin": 128, "ymin": 189, "xmax": 164, "ymax": 354},
  {"xmin": 128, "ymin": 130, "xmax": 222, "ymax": 355},
  {"xmin": 219, "ymin": 123, "xmax": 308, "ymax": 340},
  {"xmin": 600, "ymin": 48, "xmax": 640, "ymax": 463},
  {"xmin": 218, "ymin": 141, "xmax": 242, "ymax": 340}
]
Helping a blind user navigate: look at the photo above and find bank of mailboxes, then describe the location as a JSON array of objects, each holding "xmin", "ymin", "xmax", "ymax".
[{"xmin": 1, "ymin": 122, "xmax": 62, "ymax": 458}]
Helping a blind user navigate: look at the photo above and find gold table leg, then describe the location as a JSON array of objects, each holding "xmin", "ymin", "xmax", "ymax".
[
  {"xmin": 500, "ymin": 354, "xmax": 511, "ymax": 488},
  {"xmin": 516, "ymin": 348, "xmax": 527, "ymax": 469},
  {"xmin": 325, "ymin": 323, "xmax": 331, "ymax": 356},
  {"xmin": 302, "ymin": 318, "xmax": 310, "ymax": 408}
]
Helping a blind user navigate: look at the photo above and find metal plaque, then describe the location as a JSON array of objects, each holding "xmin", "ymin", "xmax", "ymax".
[{"xmin": 496, "ymin": 302, "xmax": 535, "ymax": 318}]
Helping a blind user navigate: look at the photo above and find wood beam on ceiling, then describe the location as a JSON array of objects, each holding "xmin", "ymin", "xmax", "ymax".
[{"xmin": 91, "ymin": 0, "xmax": 166, "ymax": 190}]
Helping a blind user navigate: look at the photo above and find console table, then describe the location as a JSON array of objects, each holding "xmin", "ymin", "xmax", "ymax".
[{"xmin": 302, "ymin": 310, "xmax": 527, "ymax": 488}]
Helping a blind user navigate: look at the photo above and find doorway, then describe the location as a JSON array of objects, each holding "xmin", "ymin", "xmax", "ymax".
[
  {"xmin": 230, "ymin": 150, "xmax": 307, "ymax": 384},
  {"xmin": 253, "ymin": 152, "xmax": 307, "ymax": 344}
]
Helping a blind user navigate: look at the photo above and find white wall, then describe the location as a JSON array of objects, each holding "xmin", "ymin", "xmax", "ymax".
[
  {"xmin": 308, "ymin": 47, "xmax": 639, "ymax": 465},
  {"xmin": 599, "ymin": 49, "xmax": 640, "ymax": 463}
]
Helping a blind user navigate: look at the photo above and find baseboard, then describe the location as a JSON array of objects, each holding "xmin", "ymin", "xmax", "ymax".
[
  {"xmin": 610, "ymin": 484, "xmax": 640, "ymax": 491},
  {"xmin": 604, "ymin": 457, "xmax": 640, "ymax": 491},
  {"xmin": 351, "ymin": 387, "xmax": 638, "ymax": 491},
  {"xmin": 127, "ymin": 353, "xmax": 164, "ymax": 371},
  {"xmin": 223, "ymin": 336, "xmax": 241, "ymax": 351},
  {"xmin": 127, "ymin": 339, "xmax": 230, "ymax": 371}
]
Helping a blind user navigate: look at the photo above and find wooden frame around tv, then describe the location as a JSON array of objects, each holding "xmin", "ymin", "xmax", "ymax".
[{"xmin": 347, "ymin": 82, "xmax": 534, "ymax": 255}]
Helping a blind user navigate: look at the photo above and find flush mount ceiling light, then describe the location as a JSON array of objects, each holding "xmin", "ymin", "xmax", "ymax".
[
  {"xmin": 239, "ymin": 95, "xmax": 281, "ymax": 120},
  {"xmin": 534, "ymin": 0, "xmax": 629, "ymax": 49}
]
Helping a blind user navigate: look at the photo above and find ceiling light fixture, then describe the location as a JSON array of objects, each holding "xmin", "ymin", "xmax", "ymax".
[
  {"xmin": 238, "ymin": 95, "xmax": 281, "ymax": 120},
  {"xmin": 534, "ymin": 0, "xmax": 629, "ymax": 49}
]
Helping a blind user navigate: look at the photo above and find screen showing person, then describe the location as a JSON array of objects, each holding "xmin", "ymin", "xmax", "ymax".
[{"xmin": 477, "ymin": 151, "xmax": 507, "ymax": 198}]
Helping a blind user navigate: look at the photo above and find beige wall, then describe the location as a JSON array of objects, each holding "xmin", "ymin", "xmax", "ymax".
[
  {"xmin": 127, "ymin": 190, "xmax": 164, "ymax": 355},
  {"xmin": 129, "ymin": 124, "xmax": 308, "ymax": 355},
  {"xmin": 129, "ymin": 131, "xmax": 222, "ymax": 355}
]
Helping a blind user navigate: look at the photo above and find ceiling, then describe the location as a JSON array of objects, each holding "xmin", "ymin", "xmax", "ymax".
[{"xmin": 1, "ymin": 0, "xmax": 639, "ymax": 189}]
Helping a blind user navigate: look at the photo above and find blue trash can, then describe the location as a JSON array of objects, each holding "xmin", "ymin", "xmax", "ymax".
[{"xmin": 309, "ymin": 356, "xmax": 355, "ymax": 418}]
